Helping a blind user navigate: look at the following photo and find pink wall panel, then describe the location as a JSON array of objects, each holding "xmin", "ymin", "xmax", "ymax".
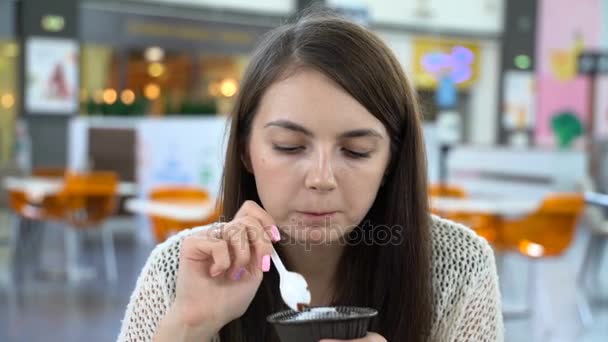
[{"xmin": 535, "ymin": 0, "xmax": 601, "ymax": 146}]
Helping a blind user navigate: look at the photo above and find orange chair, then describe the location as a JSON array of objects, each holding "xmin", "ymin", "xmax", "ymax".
[
  {"xmin": 429, "ymin": 183, "xmax": 467, "ymax": 198},
  {"xmin": 149, "ymin": 186, "xmax": 221, "ymax": 242},
  {"xmin": 7, "ymin": 168, "xmax": 68, "ymax": 284},
  {"xmin": 501, "ymin": 193, "xmax": 585, "ymax": 257},
  {"xmin": 8, "ymin": 167, "xmax": 68, "ymax": 221},
  {"xmin": 499, "ymin": 193, "xmax": 585, "ymax": 318},
  {"xmin": 429, "ymin": 183, "xmax": 466, "ymax": 220},
  {"xmin": 61, "ymin": 171, "xmax": 119, "ymax": 282},
  {"xmin": 7, "ymin": 189, "xmax": 64, "ymax": 285},
  {"xmin": 429, "ymin": 184, "xmax": 501, "ymax": 246},
  {"xmin": 62, "ymin": 171, "xmax": 118, "ymax": 228},
  {"xmin": 8, "ymin": 189, "xmax": 65, "ymax": 221},
  {"xmin": 445, "ymin": 211, "xmax": 503, "ymax": 247}
]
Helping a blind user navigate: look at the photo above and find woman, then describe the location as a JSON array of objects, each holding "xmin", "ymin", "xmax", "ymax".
[{"xmin": 118, "ymin": 12, "xmax": 503, "ymax": 342}]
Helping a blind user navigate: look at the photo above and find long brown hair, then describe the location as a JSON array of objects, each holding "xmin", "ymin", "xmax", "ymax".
[{"xmin": 218, "ymin": 10, "xmax": 432, "ymax": 342}]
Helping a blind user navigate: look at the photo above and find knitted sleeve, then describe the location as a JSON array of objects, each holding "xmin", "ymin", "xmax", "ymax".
[
  {"xmin": 429, "ymin": 216, "xmax": 504, "ymax": 341},
  {"xmin": 116, "ymin": 225, "xmax": 220, "ymax": 342},
  {"xmin": 116, "ymin": 237, "xmax": 180, "ymax": 341},
  {"xmin": 449, "ymin": 243, "xmax": 504, "ymax": 341}
]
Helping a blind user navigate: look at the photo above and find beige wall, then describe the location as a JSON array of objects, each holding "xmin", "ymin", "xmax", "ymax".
[
  {"xmin": 0, "ymin": 40, "xmax": 18, "ymax": 165},
  {"xmin": 134, "ymin": 0, "xmax": 295, "ymax": 14}
]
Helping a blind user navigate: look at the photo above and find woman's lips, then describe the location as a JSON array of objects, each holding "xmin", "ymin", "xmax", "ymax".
[
  {"xmin": 298, "ymin": 211, "xmax": 337, "ymax": 217},
  {"xmin": 296, "ymin": 211, "xmax": 338, "ymax": 224}
]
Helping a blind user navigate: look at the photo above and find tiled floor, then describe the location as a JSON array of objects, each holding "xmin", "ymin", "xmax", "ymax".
[
  {"xmin": 502, "ymin": 226, "xmax": 608, "ymax": 342},
  {"xmin": 0, "ymin": 216, "xmax": 606, "ymax": 342},
  {"xmin": 0, "ymin": 217, "xmax": 153, "ymax": 342}
]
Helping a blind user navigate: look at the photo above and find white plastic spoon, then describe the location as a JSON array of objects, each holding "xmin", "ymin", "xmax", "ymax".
[{"xmin": 270, "ymin": 245, "xmax": 311, "ymax": 311}]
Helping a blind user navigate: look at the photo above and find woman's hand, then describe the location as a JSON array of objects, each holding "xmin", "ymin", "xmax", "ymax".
[
  {"xmin": 156, "ymin": 200, "xmax": 281, "ymax": 341},
  {"xmin": 319, "ymin": 332, "xmax": 387, "ymax": 342}
]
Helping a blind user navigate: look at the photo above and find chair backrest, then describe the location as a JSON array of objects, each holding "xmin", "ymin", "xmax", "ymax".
[
  {"xmin": 429, "ymin": 184, "xmax": 467, "ymax": 217},
  {"xmin": 7, "ymin": 166, "xmax": 65, "ymax": 220},
  {"xmin": 537, "ymin": 193, "xmax": 585, "ymax": 215},
  {"xmin": 88, "ymin": 127, "xmax": 136, "ymax": 182},
  {"xmin": 8, "ymin": 189, "xmax": 66, "ymax": 220},
  {"xmin": 444, "ymin": 212, "xmax": 502, "ymax": 247},
  {"xmin": 62, "ymin": 171, "xmax": 119, "ymax": 228},
  {"xmin": 150, "ymin": 186, "xmax": 211, "ymax": 202},
  {"xmin": 32, "ymin": 167, "xmax": 66, "ymax": 178},
  {"xmin": 148, "ymin": 186, "xmax": 219, "ymax": 242},
  {"xmin": 429, "ymin": 183, "xmax": 467, "ymax": 198},
  {"xmin": 502, "ymin": 193, "xmax": 584, "ymax": 257}
]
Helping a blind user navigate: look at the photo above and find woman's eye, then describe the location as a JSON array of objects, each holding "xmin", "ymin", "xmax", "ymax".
[
  {"xmin": 343, "ymin": 149, "xmax": 371, "ymax": 159},
  {"xmin": 273, "ymin": 145, "xmax": 304, "ymax": 154}
]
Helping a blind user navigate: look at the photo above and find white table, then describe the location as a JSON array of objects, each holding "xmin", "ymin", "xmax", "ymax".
[
  {"xmin": 3, "ymin": 176, "xmax": 138, "ymax": 202},
  {"xmin": 125, "ymin": 198, "xmax": 216, "ymax": 222},
  {"xmin": 3, "ymin": 176, "xmax": 138, "ymax": 284},
  {"xmin": 431, "ymin": 197, "xmax": 540, "ymax": 218}
]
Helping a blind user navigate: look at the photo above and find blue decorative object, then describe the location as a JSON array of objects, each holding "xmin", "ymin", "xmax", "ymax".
[
  {"xmin": 436, "ymin": 74, "xmax": 458, "ymax": 109},
  {"xmin": 421, "ymin": 46, "xmax": 475, "ymax": 84}
]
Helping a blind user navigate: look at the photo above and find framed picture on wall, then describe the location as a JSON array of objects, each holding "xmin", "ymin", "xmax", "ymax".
[
  {"xmin": 502, "ymin": 70, "xmax": 535, "ymax": 130},
  {"xmin": 25, "ymin": 37, "xmax": 79, "ymax": 114}
]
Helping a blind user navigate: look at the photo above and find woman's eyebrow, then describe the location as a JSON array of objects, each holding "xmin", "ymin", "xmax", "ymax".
[
  {"xmin": 265, "ymin": 119, "xmax": 383, "ymax": 139},
  {"xmin": 264, "ymin": 120, "xmax": 313, "ymax": 137},
  {"xmin": 339, "ymin": 129, "xmax": 383, "ymax": 139}
]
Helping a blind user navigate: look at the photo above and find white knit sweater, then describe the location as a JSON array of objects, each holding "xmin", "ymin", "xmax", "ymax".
[{"xmin": 117, "ymin": 216, "xmax": 504, "ymax": 341}]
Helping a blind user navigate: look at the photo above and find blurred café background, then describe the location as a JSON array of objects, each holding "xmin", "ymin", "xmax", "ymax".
[{"xmin": 0, "ymin": 0, "xmax": 607, "ymax": 341}]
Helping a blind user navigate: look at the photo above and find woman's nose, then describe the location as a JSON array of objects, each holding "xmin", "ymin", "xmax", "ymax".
[{"xmin": 304, "ymin": 153, "xmax": 337, "ymax": 192}]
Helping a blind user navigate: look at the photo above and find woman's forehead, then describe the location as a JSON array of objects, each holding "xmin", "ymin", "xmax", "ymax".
[{"xmin": 253, "ymin": 69, "xmax": 388, "ymax": 137}]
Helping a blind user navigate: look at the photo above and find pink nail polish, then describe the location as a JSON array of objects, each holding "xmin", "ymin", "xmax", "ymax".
[
  {"xmin": 233, "ymin": 267, "xmax": 246, "ymax": 280},
  {"xmin": 271, "ymin": 225, "xmax": 281, "ymax": 242},
  {"xmin": 262, "ymin": 255, "xmax": 271, "ymax": 272}
]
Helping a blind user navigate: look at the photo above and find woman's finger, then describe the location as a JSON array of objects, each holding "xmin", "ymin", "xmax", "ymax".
[
  {"xmin": 236, "ymin": 201, "xmax": 281, "ymax": 242},
  {"xmin": 182, "ymin": 235, "xmax": 231, "ymax": 277},
  {"xmin": 223, "ymin": 221, "xmax": 252, "ymax": 280},
  {"xmin": 240, "ymin": 217, "xmax": 273, "ymax": 272}
]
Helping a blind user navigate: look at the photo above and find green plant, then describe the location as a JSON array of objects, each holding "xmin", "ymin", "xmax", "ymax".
[
  {"xmin": 550, "ymin": 110, "xmax": 583, "ymax": 148},
  {"xmin": 173, "ymin": 100, "xmax": 217, "ymax": 115}
]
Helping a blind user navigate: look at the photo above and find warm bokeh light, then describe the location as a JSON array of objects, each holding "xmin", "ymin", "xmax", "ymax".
[
  {"xmin": 1, "ymin": 93, "xmax": 15, "ymax": 109},
  {"xmin": 519, "ymin": 240, "xmax": 544, "ymax": 258},
  {"xmin": 144, "ymin": 83, "xmax": 161, "ymax": 100},
  {"xmin": 4, "ymin": 43, "xmax": 18, "ymax": 58},
  {"xmin": 121, "ymin": 89, "xmax": 136, "ymax": 105},
  {"xmin": 144, "ymin": 46, "xmax": 164, "ymax": 62},
  {"xmin": 93, "ymin": 90, "xmax": 104, "ymax": 104},
  {"xmin": 219, "ymin": 78, "xmax": 238, "ymax": 97},
  {"xmin": 103, "ymin": 88, "xmax": 118, "ymax": 104},
  {"xmin": 147, "ymin": 62, "xmax": 165, "ymax": 78},
  {"xmin": 208, "ymin": 82, "xmax": 220, "ymax": 97}
]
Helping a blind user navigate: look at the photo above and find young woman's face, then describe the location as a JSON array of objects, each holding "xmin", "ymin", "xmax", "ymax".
[{"xmin": 247, "ymin": 68, "xmax": 391, "ymax": 244}]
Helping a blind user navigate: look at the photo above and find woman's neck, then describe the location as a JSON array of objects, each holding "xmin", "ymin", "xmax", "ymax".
[{"xmin": 279, "ymin": 241, "xmax": 345, "ymax": 307}]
